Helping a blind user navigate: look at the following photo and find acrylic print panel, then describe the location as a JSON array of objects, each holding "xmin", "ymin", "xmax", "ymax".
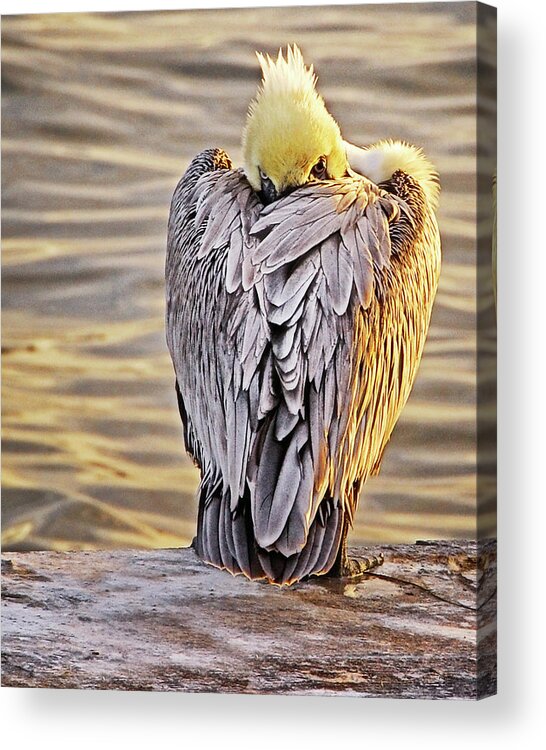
[{"xmin": 1, "ymin": 2, "xmax": 496, "ymax": 698}]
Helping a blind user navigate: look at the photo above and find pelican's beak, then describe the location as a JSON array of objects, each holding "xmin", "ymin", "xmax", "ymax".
[{"xmin": 260, "ymin": 174, "xmax": 278, "ymax": 204}]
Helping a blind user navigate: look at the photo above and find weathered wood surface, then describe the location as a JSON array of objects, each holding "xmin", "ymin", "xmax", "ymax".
[{"xmin": 1, "ymin": 540, "xmax": 496, "ymax": 699}]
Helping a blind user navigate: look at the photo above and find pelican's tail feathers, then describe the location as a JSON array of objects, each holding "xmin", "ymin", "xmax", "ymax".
[{"xmin": 195, "ymin": 480, "xmax": 344, "ymax": 586}]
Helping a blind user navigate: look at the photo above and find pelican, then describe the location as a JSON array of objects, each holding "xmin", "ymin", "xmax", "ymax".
[{"xmin": 166, "ymin": 46, "xmax": 441, "ymax": 585}]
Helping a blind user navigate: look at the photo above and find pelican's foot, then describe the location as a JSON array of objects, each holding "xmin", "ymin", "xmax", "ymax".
[
  {"xmin": 327, "ymin": 552, "xmax": 384, "ymax": 579},
  {"xmin": 343, "ymin": 553, "xmax": 384, "ymax": 578}
]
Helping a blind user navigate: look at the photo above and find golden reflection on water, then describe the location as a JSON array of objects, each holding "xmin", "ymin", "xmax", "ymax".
[{"xmin": 1, "ymin": 3, "xmax": 495, "ymax": 551}]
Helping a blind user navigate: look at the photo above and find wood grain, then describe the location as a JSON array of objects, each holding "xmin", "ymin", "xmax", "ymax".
[{"xmin": 1, "ymin": 540, "xmax": 496, "ymax": 699}]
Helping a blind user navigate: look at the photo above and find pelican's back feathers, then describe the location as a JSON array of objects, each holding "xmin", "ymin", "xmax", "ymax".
[{"xmin": 166, "ymin": 149, "xmax": 440, "ymax": 585}]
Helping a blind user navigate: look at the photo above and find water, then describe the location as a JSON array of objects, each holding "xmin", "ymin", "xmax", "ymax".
[{"xmin": 1, "ymin": 3, "xmax": 493, "ymax": 551}]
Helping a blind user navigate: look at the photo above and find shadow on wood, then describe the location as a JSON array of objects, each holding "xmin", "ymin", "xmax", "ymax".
[{"xmin": 1, "ymin": 540, "xmax": 496, "ymax": 699}]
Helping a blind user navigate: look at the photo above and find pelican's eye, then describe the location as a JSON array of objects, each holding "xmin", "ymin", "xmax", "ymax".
[
  {"xmin": 259, "ymin": 168, "xmax": 268, "ymax": 181},
  {"xmin": 311, "ymin": 157, "xmax": 328, "ymax": 180}
]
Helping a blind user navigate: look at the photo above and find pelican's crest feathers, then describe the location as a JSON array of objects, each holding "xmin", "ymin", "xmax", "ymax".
[
  {"xmin": 242, "ymin": 45, "xmax": 346, "ymax": 193},
  {"xmin": 254, "ymin": 45, "xmax": 318, "ymax": 102}
]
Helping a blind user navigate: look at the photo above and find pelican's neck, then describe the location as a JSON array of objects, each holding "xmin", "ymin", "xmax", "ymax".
[{"xmin": 344, "ymin": 139, "xmax": 440, "ymax": 210}]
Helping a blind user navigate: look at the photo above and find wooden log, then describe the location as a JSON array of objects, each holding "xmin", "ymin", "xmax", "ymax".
[{"xmin": 1, "ymin": 540, "xmax": 496, "ymax": 699}]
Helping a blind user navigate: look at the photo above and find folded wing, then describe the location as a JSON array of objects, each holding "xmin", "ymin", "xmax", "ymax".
[{"xmin": 166, "ymin": 149, "xmax": 435, "ymax": 584}]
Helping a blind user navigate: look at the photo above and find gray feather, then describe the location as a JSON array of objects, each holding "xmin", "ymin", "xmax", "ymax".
[
  {"xmin": 167, "ymin": 149, "xmax": 439, "ymax": 584},
  {"xmin": 320, "ymin": 234, "xmax": 354, "ymax": 315}
]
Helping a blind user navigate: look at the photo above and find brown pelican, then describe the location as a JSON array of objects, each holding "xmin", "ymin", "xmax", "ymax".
[{"xmin": 166, "ymin": 46, "xmax": 441, "ymax": 585}]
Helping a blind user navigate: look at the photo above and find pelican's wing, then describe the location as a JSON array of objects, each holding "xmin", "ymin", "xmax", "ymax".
[
  {"xmin": 166, "ymin": 149, "xmax": 271, "ymax": 578},
  {"xmin": 245, "ymin": 179, "xmax": 413, "ymax": 575},
  {"xmin": 167, "ymin": 153, "xmax": 434, "ymax": 585}
]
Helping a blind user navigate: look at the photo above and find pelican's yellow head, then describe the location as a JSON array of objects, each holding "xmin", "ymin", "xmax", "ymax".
[{"xmin": 242, "ymin": 45, "xmax": 348, "ymax": 203}]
